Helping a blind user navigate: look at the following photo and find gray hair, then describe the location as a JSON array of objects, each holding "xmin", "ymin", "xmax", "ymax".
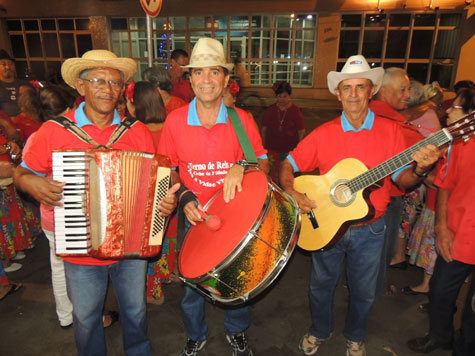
[
  {"xmin": 78, "ymin": 68, "xmax": 125, "ymax": 82},
  {"xmin": 381, "ymin": 67, "xmax": 407, "ymax": 88},
  {"xmin": 142, "ymin": 65, "xmax": 173, "ymax": 93},
  {"xmin": 408, "ymin": 80, "xmax": 426, "ymax": 107}
]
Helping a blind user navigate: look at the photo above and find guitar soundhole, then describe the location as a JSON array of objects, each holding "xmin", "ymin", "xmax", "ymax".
[{"xmin": 330, "ymin": 180, "xmax": 355, "ymax": 207}]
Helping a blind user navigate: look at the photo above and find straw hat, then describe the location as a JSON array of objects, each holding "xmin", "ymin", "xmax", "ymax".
[
  {"xmin": 327, "ymin": 55, "xmax": 384, "ymax": 95},
  {"xmin": 61, "ymin": 50, "xmax": 137, "ymax": 89},
  {"xmin": 183, "ymin": 38, "xmax": 234, "ymax": 71}
]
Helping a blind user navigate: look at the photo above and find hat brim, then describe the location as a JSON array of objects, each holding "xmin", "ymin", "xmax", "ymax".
[
  {"xmin": 183, "ymin": 62, "xmax": 234, "ymax": 72},
  {"xmin": 61, "ymin": 58, "xmax": 137, "ymax": 89},
  {"xmin": 327, "ymin": 67, "xmax": 384, "ymax": 95}
]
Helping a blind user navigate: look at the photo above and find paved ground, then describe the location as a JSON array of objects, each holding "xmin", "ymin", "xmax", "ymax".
[{"xmin": 0, "ymin": 104, "xmax": 456, "ymax": 356}]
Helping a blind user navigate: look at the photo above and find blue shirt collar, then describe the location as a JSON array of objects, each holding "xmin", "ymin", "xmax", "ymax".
[
  {"xmin": 187, "ymin": 98, "xmax": 229, "ymax": 126},
  {"xmin": 74, "ymin": 101, "xmax": 121, "ymax": 128},
  {"xmin": 341, "ymin": 109, "xmax": 375, "ymax": 132}
]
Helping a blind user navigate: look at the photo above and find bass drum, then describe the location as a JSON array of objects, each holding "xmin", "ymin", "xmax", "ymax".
[{"xmin": 178, "ymin": 169, "xmax": 300, "ymax": 305}]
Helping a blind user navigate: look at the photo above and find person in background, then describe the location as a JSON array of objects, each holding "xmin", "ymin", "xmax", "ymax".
[
  {"xmin": 261, "ymin": 81, "xmax": 305, "ymax": 183},
  {"xmin": 400, "ymin": 80, "xmax": 441, "ymax": 301},
  {"xmin": 0, "ymin": 130, "xmax": 31, "ymax": 273},
  {"xmin": 142, "ymin": 64, "xmax": 187, "ymax": 115},
  {"xmin": 0, "ymin": 50, "xmax": 29, "ymax": 118},
  {"xmin": 369, "ymin": 67, "xmax": 423, "ymax": 297},
  {"xmin": 125, "ymin": 80, "xmax": 174, "ymax": 306},
  {"xmin": 169, "ymin": 49, "xmax": 193, "ymax": 103},
  {"xmin": 407, "ymin": 88, "xmax": 475, "ymax": 355},
  {"xmin": 12, "ymin": 85, "xmax": 42, "ymax": 142}
]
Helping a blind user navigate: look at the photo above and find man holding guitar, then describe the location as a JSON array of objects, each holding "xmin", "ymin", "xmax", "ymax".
[{"xmin": 279, "ymin": 55, "xmax": 442, "ymax": 356}]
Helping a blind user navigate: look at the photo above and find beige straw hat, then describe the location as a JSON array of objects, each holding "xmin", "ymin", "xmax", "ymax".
[
  {"xmin": 183, "ymin": 38, "xmax": 234, "ymax": 71},
  {"xmin": 61, "ymin": 50, "xmax": 137, "ymax": 89},
  {"xmin": 327, "ymin": 55, "xmax": 384, "ymax": 95}
]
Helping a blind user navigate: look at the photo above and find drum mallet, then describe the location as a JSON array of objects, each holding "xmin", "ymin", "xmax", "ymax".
[{"xmin": 198, "ymin": 210, "xmax": 222, "ymax": 231}]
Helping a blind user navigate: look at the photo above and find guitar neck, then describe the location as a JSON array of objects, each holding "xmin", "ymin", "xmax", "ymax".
[{"xmin": 348, "ymin": 129, "xmax": 452, "ymax": 193}]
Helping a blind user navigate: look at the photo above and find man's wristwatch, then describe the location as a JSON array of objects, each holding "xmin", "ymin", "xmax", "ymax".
[
  {"xmin": 235, "ymin": 160, "xmax": 249, "ymax": 171},
  {"xmin": 413, "ymin": 166, "xmax": 429, "ymax": 178}
]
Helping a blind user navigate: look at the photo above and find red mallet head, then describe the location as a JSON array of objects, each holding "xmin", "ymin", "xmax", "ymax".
[{"xmin": 198, "ymin": 210, "xmax": 222, "ymax": 231}]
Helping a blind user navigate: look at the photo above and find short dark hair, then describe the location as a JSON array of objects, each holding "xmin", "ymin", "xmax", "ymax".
[
  {"xmin": 133, "ymin": 81, "xmax": 166, "ymax": 124},
  {"xmin": 455, "ymin": 88, "xmax": 475, "ymax": 115},
  {"xmin": 274, "ymin": 81, "xmax": 292, "ymax": 96},
  {"xmin": 142, "ymin": 65, "xmax": 174, "ymax": 93},
  {"xmin": 171, "ymin": 49, "xmax": 189, "ymax": 62},
  {"xmin": 454, "ymin": 80, "xmax": 475, "ymax": 94},
  {"xmin": 39, "ymin": 85, "xmax": 76, "ymax": 122}
]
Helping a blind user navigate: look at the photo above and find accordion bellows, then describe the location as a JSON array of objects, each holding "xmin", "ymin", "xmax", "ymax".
[{"xmin": 53, "ymin": 149, "xmax": 171, "ymax": 259}]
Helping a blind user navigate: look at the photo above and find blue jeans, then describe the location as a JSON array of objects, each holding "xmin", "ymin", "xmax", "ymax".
[
  {"xmin": 181, "ymin": 285, "xmax": 251, "ymax": 341},
  {"xmin": 64, "ymin": 260, "xmax": 151, "ymax": 356},
  {"xmin": 180, "ymin": 218, "xmax": 251, "ymax": 341},
  {"xmin": 309, "ymin": 218, "xmax": 386, "ymax": 342}
]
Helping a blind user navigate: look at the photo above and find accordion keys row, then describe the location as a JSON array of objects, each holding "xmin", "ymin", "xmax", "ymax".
[{"xmin": 52, "ymin": 149, "xmax": 171, "ymax": 259}]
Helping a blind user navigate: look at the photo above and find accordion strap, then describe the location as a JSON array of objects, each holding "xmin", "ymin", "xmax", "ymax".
[{"xmin": 50, "ymin": 116, "xmax": 138, "ymax": 149}]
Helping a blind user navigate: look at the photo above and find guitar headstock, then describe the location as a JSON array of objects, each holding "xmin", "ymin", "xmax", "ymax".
[{"xmin": 446, "ymin": 111, "xmax": 475, "ymax": 142}]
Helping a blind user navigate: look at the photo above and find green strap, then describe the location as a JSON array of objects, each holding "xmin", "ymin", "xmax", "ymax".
[{"xmin": 227, "ymin": 107, "xmax": 258, "ymax": 164}]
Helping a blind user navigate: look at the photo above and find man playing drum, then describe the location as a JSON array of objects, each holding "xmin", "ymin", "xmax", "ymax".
[
  {"xmin": 14, "ymin": 50, "xmax": 178, "ymax": 356},
  {"xmin": 279, "ymin": 55, "xmax": 442, "ymax": 355},
  {"xmin": 158, "ymin": 38, "xmax": 269, "ymax": 356}
]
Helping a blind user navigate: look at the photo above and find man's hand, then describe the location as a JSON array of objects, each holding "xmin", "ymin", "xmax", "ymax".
[
  {"xmin": 412, "ymin": 144, "xmax": 442, "ymax": 173},
  {"xmin": 23, "ymin": 175, "xmax": 65, "ymax": 207},
  {"xmin": 435, "ymin": 224, "xmax": 454, "ymax": 263},
  {"xmin": 286, "ymin": 188, "xmax": 316, "ymax": 214},
  {"xmin": 157, "ymin": 182, "xmax": 180, "ymax": 217},
  {"xmin": 183, "ymin": 200, "xmax": 204, "ymax": 226},
  {"xmin": 223, "ymin": 163, "xmax": 245, "ymax": 203}
]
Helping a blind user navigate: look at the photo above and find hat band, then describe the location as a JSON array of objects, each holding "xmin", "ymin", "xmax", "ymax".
[{"xmin": 190, "ymin": 53, "xmax": 224, "ymax": 65}]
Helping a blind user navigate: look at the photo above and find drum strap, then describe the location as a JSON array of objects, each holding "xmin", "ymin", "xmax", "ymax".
[
  {"xmin": 49, "ymin": 116, "xmax": 138, "ymax": 149},
  {"xmin": 227, "ymin": 107, "xmax": 258, "ymax": 164}
]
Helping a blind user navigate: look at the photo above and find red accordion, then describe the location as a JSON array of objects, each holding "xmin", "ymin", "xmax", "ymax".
[{"xmin": 52, "ymin": 149, "xmax": 171, "ymax": 259}]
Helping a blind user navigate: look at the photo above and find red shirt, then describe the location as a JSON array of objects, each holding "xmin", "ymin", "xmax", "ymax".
[
  {"xmin": 166, "ymin": 95, "xmax": 187, "ymax": 115},
  {"xmin": 171, "ymin": 78, "xmax": 192, "ymax": 103},
  {"xmin": 22, "ymin": 106, "xmax": 155, "ymax": 266},
  {"xmin": 289, "ymin": 112, "xmax": 406, "ymax": 218},
  {"xmin": 12, "ymin": 113, "xmax": 42, "ymax": 141},
  {"xmin": 158, "ymin": 102, "xmax": 267, "ymax": 205},
  {"xmin": 434, "ymin": 139, "xmax": 475, "ymax": 264},
  {"xmin": 262, "ymin": 103, "xmax": 305, "ymax": 153}
]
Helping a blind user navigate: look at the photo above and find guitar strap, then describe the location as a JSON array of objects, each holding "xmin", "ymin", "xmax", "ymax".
[
  {"xmin": 49, "ymin": 116, "xmax": 139, "ymax": 149},
  {"xmin": 227, "ymin": 107, "xmax": 258, "ymax": 164}
]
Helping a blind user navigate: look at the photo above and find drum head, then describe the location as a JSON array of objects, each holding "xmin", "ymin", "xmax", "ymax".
[{"xmin": 179, "ymin": 170, "xmax": 269, "ymax": 279}]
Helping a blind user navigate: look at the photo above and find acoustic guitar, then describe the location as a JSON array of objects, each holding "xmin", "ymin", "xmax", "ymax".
[{"xmin": 294, "ymin": 111, "xmax": 475, "ymax": 251}]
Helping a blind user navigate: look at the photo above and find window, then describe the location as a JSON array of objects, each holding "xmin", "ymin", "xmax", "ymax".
[
  {"xmin": 338, "ymin": 12, "xmax": 462, "ymax": 87},
  {"xmin": 6, "ymin": 18, "xmax": 92, "ymax": 82},
  {"xmin": 111, "ymin": 14, "xmax": 317, "ymax": 86}
]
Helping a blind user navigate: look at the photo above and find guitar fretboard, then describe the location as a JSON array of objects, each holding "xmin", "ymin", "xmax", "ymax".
[{"xmin": 348, "ymin": 129, "xmax": 452, "ymax": 193}]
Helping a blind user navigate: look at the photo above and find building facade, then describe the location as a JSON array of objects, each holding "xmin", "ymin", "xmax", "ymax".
[{"xmin": 0, "ymin": 0, "xmax": 472, "ymax": 102}]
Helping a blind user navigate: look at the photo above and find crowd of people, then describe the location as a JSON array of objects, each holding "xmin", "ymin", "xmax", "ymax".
[{"xmin": 0, "ymin": 35, "xmax": 473, "ymax": 356}]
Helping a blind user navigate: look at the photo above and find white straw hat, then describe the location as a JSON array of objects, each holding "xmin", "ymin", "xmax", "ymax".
[
  {"xmin": 327, "ymin": 55, "xmax": 384, "ymax": 95},
  {"xmin": 61, "ymin": 50, "xmax": 137, "ymax": 89},
  {"xmin": 183, "ymin": 38, "xmax": 234, "ymax": 71}
]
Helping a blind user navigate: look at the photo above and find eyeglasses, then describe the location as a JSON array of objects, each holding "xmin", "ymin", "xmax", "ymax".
[{"xmin": 82, "ymin": 78, "xmax": 123, "ymax": 89}]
